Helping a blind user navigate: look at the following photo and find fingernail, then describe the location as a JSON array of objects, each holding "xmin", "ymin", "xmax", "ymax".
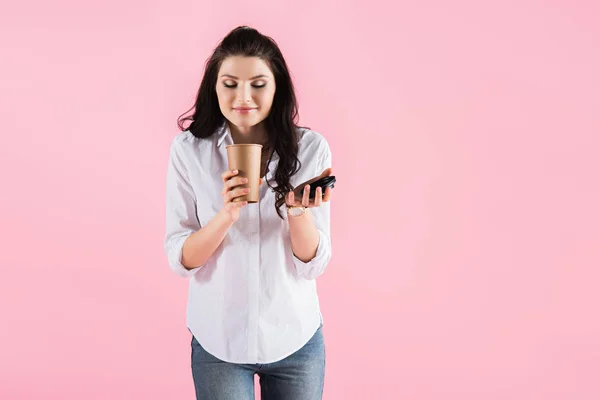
[
  {"xmin": 233, "ymin": 169, "xmax": 238, "ymax": 173},
  {"xmin": 242, "ymin": 178, "xmax": 248, "ymax": 183}
]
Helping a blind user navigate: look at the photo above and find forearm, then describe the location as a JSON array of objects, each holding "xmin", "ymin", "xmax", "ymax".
[
  {"xmin": 181, "ymin": 210, "xmax": 234, "ymax": 269},
  {"xmin": 288, "ymin": 209, "xmax": 320, "ymax": 263}
]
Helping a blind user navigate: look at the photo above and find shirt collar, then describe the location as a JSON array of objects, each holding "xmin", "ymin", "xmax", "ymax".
[{"xmin": 216, "ymin": 121, "xmax": 231, "ymax": 147}]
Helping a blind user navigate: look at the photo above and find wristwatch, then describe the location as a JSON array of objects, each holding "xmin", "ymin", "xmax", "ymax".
[{"xmin": 287, "ymin": 206, "xmax": 306, "ymax": 217}]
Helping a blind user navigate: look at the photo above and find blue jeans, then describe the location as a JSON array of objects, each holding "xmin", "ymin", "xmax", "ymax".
[{"xmin": 190, "ymin": 325, "xmax": 325, "ymax": 400}]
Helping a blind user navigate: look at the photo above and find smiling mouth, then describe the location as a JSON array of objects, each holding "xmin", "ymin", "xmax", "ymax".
[{"xmin": 233, "ymin": 108, "xmax": 257, "ymax": 114}]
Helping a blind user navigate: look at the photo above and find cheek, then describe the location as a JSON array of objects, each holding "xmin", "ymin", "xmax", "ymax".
[
  {"xmin": 216, "ymin": 90, "xmax": 233, "ymax": 109},
  {"xmin": 258, "ymin": 90, "xmax": 275, "ymax": 109}
]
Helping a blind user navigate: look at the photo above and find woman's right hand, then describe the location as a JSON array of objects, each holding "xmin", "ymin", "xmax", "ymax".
[{"xmin": 220, "ymin": 170, "xmax": 263, "ymax": 223}]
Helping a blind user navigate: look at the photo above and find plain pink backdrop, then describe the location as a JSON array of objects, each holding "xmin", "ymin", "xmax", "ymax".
[{"xmin": 1, "ymin": 1, "xmax": 599, "ymax": 399}]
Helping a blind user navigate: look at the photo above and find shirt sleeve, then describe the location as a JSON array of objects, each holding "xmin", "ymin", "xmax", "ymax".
[
  {"xmin": 164, "ymin": 136, "xmax": 203, "ymax": 278},
  {"xmin": 292, "ymin": 140, "xmax": 333, "ymax": 279}
]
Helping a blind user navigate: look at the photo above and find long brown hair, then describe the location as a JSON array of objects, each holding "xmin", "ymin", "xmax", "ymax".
[{"xmin": 177, "ymin": 26, "xmax": 307, "ymax": 219}]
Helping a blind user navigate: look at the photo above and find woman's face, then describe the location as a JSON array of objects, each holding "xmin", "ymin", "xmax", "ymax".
[{"xmin": 216, "ymin": 56, "xmax": 276, "ymax": 130}]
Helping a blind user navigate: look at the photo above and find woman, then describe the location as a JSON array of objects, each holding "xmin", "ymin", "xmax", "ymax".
[{"xmin": 164, "ymin": 26, "xmax": 333, "ymax": 400}]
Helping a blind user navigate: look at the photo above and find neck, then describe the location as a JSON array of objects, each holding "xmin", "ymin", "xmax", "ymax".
[{"xmin": 228, "ymin": 121, "xmax": 268, "ymax": 146}]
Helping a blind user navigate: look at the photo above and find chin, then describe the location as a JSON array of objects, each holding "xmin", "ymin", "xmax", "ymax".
[
  {"xmin": 233, "ymin": 119, "xmax": 255, "ymax": 129},
  {"xmin": 231, "ymin": 115, "xmax": 265, "ymax": 128}
]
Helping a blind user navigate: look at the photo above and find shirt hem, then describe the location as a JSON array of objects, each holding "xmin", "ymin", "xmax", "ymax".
[{"xmin": 187, "ymin": 315, "xmax": 322, "ymax": 365}]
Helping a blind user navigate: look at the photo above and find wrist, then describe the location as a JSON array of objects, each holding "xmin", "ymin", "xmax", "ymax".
[
  {"xmin": 217, "ymin": 207, "xmax": 237, "ymax": 225},
  {"xmin": 286, "ymin": 205, "xmax": 307, "ymax": 218}
]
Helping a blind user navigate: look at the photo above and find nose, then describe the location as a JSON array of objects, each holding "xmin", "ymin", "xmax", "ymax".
[{"xmin": 237, "ymin": 85, "xmax": 252, "ymax": 104}]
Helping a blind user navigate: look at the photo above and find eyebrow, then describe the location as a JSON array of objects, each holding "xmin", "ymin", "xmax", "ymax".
[{"xmin": 220, "ymin": 74, "xmax": 269, "ymax": 80}]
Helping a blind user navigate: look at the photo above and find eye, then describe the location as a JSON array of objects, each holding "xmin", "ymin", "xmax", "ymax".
[{"xmin": 221, "ymin": 81, "xmax": 266, "ymax": 89}]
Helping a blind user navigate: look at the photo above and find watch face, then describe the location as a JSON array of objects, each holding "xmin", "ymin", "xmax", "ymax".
[{"xmin": 288, "ymin": 207, "xmax": 304, "ymax": 217}]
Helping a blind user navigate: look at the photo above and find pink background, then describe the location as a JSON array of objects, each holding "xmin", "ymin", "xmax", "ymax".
[{"xmin": 1, "ymin": 1, "xmax": 599, "ymax": 399}]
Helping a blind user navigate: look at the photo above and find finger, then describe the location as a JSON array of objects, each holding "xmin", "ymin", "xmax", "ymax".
[
  {"xmin": 313, "ymin": 187, "xmax": 323, "ymax": 207},
  {"xmin": 228, "ymin": 187, "xmax": 250, "ymax": 201},
  {"xmin": 226, "ymin": 176, "xmax": 248, "ymax": 189},
  {"xmin": 302, "ymin": 185, "xmax": 310, "ymax": 207},
  {"xmin": 226, "ymin": 187, "xmax": 242, "ymax": 202},
  {"xmin": 222, "ymin": 169, "xmax": 239, "ymax": 182},
  {"xmin": 285, "ymin": 191, "xmax": 295, "ymax": 206},
  {"xmin": 223, "ymin": 177, "xmax": 247, "ymax": 199},
  {"xmin": 322, "ymin": 186, "xmax": 332, "ymax": 202},
  {"xmin": 222, "ymin": 179, "xmax": 235, "ymax": 198}
]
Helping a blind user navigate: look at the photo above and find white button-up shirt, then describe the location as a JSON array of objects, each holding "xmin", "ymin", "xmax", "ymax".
[{"xmin": 164, "ymin": 122, "xmax": 332, "ymax": 364}]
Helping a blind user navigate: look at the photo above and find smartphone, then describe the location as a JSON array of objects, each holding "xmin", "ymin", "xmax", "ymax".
[{"xmin": 308, "ymin": 175, "xmax": 336, "ymax": 199}]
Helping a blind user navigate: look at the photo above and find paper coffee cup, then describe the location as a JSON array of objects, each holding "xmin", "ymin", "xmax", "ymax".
[{"xmin": 225, "ymin": 144, "xmax": 262, "ymax": 203}]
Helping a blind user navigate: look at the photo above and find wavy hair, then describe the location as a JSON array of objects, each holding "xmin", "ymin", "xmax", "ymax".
[{"xmin": 177, "ymin": 26, "xmax": 306, "ymax": 219}]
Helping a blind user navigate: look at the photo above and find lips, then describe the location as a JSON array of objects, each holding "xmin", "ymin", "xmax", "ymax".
[{"xmin": 233, "ymin": 107, "xmax": 257, "ymax": 111}]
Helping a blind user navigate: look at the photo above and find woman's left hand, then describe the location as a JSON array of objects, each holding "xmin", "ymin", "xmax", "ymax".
[{"xmin": 285, "ymin": 168, "xmax": 333, "ymax": 208}]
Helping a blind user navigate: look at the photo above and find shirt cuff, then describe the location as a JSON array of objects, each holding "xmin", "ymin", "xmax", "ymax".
[
  {"xmin": 166, "ymin": 234, "xmax": 203, "ymax": 278},
  {"xmin": 292, "ymin": 229, "xmax": 331, "ymax": 279}
]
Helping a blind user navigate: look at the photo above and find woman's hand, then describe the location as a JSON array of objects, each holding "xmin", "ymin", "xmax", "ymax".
[
  {"xmin": 285, "ymin": 168, "xmax": 333, "ymax": 209},
  {"xmin": 220, "ymin": 169, "xmax": 263, "ymax": 223}
]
